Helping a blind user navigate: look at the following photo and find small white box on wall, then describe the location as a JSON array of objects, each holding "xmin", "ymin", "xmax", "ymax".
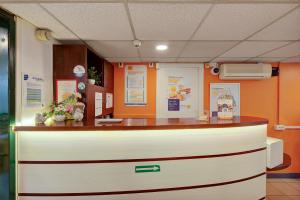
[{"xmin": 267, "ymin": 137, "xmax": 283, "ymax": 169}]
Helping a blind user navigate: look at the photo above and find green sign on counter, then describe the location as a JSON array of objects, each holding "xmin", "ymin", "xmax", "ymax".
[{"xmin": 135, "ymin": 165, "xmax": 160, "ymax": 173}]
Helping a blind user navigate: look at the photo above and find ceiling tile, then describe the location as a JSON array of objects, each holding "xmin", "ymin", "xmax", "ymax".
[
  {"xmin": 261, "ymin": 41, "xmax": 300, "ymax": 57},
  {"xmin": 211, "ymin": 57, "xmax": 250, "ymax": 62},
  {"xmin": 105, "ymin": 57, "xmax": 141, "ymax": 63},
  {"xmin": 177, "ymin": 57, "xmax": 213, "ymax": 62},
  {"xmin": 249, "ymin": 57, "xmax": 286, "ymax": 62},
  {"xmin": 141, "ymin": 57, "xmax": 177, "ymax": 62},
  {"xmin": 193, "ymin": 3, "xmax": 298, "ymax": 40},
  {"xmin": 250, "ymin": 6, "xmax": 300, "ymax": 40},
  {"xmin": 128, "ymin": 3, "xmax": 211, "ymax": 40},
  {"xmin": 86, "ymin": 41, "xmax": 139, "ymax": 58},
  {"xmin": 281, "ymin": 57, "xmax": 300, "ymax": 63},
  {"xmin": 181, "ymin": 41, "xmax": 238, "ymax": 57},
  {"xmin": 1, "ymin": 3, "xmax": 76, "ymax": 39},
  {"xmin": 248, "ymin": 57, "xmax": 286, "ymax": 62},
  {"xmin": 43, "ymin": 3, "xmax": 133, "ymax": 40},
  {"xmin": 139, "ymin": 41, "xmax": 186, "ymax": 57},
  {"xmin": 220, "ymin": 41, "xmax": 289, "ymax": 57}
]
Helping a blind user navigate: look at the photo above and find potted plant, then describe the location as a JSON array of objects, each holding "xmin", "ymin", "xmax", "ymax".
[
  {"xmin": 88, "ymin": 66, "xmax": 99, "ymax": 85},
  {"xmin": 53, "ymin": 104, "xmax": 66, "ymax": 122}
]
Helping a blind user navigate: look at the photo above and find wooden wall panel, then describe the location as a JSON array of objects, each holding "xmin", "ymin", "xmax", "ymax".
[
  {"xmin": 104, "ymin": 60, "xmax": 114, "ymax": 90},
  {"xmin": 53, "ymin": 45, "xmax": 114, "ymax": 120}
]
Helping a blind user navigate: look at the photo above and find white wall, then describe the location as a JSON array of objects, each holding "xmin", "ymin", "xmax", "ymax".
[{"xmin": 15, "ymin": 17, "xmax": 57, "ymax": 123}]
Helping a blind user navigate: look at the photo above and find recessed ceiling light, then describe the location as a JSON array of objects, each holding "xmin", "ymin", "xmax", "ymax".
[{"xmin": 156, "ymin": 44, "xmax": 168, "ymax": 51}]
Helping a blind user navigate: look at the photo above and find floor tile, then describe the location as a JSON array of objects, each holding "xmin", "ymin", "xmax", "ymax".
[
  {"xmin": 268, "ymin": 196, "xmax": 292, "ymax": 200},
  {"xmin": 283, "ymin": 179, "xmax": 300, "ymax": 183},
  {"xmin": 271, "ymin": 182, "xmax": 300, "ymax": 195},
  {"xmin": 287, "ymin": 182, "xmax": 300, "ymax": 192},
  {"xmin": 288, "ymin": 196, "xmax": 300, "ymax": 200},
  {"xmin": 268, "ymin": 179, "xmax": 289, "ymax": 183},
  {"xmin": 267, "ymin": 183, "xmax": 285, "ymax": 195}
]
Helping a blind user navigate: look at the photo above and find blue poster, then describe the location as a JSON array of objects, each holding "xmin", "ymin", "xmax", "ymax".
[{"xmin": 168, "ymin": 99, "xmax": 180, "ymax": 111}]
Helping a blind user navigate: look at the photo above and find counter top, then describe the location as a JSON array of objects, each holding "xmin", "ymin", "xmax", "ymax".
[{"xmin": 15, "ymin": 116, "xmax": 268, "ymax": 131}]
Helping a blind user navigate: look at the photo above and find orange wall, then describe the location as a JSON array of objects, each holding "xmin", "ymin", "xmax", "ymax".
[
  {"xmin": 203, "ymin": 64, "xmax": 278, "ymax": 135},
  {"xmin": 204, "ymin": 63, "xmax": 300, "ymax": 173},
  {"xmin": 276, "ymin": 63, "xmax": 300, "ymax": 173},
  {"xmin": 113, "ymin": 63, "xmax": 156, "ymax": 118},
  {"xmin": 114, "ymin": 62, "xmax": 300, "ymax": 173}
]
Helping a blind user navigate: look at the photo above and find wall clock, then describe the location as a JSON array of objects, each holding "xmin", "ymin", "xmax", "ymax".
[
  {"xmin": 78, "ymin": 82, "xmax": 86, "ymax": 90},
  {"xmin": 73, "ymin": 65, "xmax": 85, "ymax": 77}
]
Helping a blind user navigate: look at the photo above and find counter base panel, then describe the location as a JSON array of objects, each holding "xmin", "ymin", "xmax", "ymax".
[
  {"xmin": 18, "ymin": 175, "xmax": 266, "ymax": 200},
  {"xmin": 16, "ymin": 125, "xmax": 267, "ymax": 200},
  {"xmin": 18, "ymin": 151, "xmax": 265, "ymax": 193}
]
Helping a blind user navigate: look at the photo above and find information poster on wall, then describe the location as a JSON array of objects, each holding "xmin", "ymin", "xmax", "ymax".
[
  {"xmin": 22, "ymin": 73, "xmax": 44, "ymax": 107},
  {"xmin": 125, "ymin": 65, "xmax": 147, "ymax": 105},
  {"xmin": 168, "ymin": 76, "xmax": 192, "ymax": 111},
  {"xmin": 56, "ymin": 80, "xmax": 77, "ymax": 103},
  {"xmin": 95, "ymin": 92, "xmax": 103, "ymax": 116},
  {"xmin": 210, "ymin": 83, "xmax": 240, "ymax": 117},
  {"xmin": 106, "ymin": 93, "xmax": 113, "ymax": 109}
]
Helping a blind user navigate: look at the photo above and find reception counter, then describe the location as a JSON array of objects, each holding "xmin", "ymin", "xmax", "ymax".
[{"xmin": 15, "ymin": 116, "xmax": 268, "ymax": 200}]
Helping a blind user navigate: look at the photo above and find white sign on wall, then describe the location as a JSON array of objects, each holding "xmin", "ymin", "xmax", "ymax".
[
  {"xmin": 156, "ymin": 63, "xmax": 204, "ymax": 118},
  {"xmin": 95, "ymin": 92, "xmax": 103, "ymax": 116},
  {"xmin": 125, "ymin": 65, "xmax": 147, "ymax": 105},
  {"xmin": 106, "ymin": 93, "xmax": 113, "ymax": 109},
  {"xmin": 210, "ymin": 83, "xmax": 240, "ymax": 117},
  {"xmin": 22, "ymin": 73, "xmax": 44, "ymax": 108}
]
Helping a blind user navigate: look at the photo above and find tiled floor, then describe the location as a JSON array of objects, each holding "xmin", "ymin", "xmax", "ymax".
[{"xmin": 267, "ymin": 178, "xmax": 300, "ymax": 200}]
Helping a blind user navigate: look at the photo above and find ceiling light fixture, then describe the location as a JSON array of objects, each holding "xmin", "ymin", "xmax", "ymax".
[{"xmin": 156, "ymin": 44, "xmax": 168, "ymax": 51}]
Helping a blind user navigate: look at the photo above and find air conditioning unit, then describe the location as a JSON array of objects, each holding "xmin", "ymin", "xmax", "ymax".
[{"xmin": 219, "ymin": 63, "xmax": 272, "ymax": 80}]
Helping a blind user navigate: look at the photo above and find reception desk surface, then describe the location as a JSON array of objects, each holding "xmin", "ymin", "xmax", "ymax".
[
  {"xmin": 15, "ymin": 116, "xmax": 268, "ymax": 131},
  {"xmin": 15, "ymin": 116, "xmax": 268, "ymax": 200}
]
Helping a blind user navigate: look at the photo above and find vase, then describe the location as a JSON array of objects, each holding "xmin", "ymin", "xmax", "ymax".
[
  {"xmin": 73, "ymin": 109, "xmax": 84, "ymax": 122},
  {"xmin": 88, "ymin": 79, "xmax": 95, "ymax": 85},
  {"xmin": 35, "ymin": 113, "xmax": 46, "ymax": 124},
  {"xmin": 54, "ymin": 115, "xmax": 65, "ymax": 122}
]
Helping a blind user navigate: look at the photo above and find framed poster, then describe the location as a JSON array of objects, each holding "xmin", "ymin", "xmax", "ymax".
[
  {"xmin": 156, "ymin": 63, "xmax": 204, "ymax": 118},
  {"xmin": 56, "ymin": 79, "xmax": 78, "ymax": 103},
  {"xmin": 125, "ymin": 65, "xmax": 147, "ymax": 105},
  {"xmin": 210, "ymin": 83, "xmax": 240, "ymax": 117}
]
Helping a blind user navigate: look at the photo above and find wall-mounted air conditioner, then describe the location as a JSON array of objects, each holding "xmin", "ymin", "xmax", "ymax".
[{"xmin": 219, "ymin": 63, "xmax": 272, "ymax": 80}]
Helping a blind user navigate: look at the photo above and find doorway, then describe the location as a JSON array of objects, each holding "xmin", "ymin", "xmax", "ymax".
[
  {"xmin": 0, "ymin": 9, "xmax": 15, "ymax": 200},
  {"xmin": 156, "ymin": 63, "xmax": 203, "ymax": 118}
]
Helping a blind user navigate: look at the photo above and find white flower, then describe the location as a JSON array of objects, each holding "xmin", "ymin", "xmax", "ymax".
[{"xmin": 76, "ymin": 92, "xmax": 82, "ymax": 99}]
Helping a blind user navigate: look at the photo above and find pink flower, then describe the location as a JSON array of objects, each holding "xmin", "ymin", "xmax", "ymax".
[{"xmin": 66, "ymin": 105, "xmax": 74, "ymax": 113}]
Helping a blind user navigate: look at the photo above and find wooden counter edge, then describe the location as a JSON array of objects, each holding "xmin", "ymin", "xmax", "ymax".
[{"xmin": 14, "ymin": 117, "xmax": 268, "ymax": 132}]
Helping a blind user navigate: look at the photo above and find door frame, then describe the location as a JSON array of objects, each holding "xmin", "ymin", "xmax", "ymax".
[
  {"xmin": 0, "ymin": 8, "xmax": 16, "ymax": 200},
  {"xmin": 156, "ymin": 63, "xmax": 204, "ymax": 118}
]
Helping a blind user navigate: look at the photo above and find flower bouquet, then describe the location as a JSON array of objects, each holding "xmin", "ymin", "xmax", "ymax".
[{"xmin": 37, "ymin": 92, "xmax": 85, "ymax": 124}]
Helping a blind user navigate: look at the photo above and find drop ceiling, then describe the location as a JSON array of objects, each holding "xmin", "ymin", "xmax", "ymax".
[{"xmin": 1, "ymin": 0, "xmax": 300, "ymax": 63}]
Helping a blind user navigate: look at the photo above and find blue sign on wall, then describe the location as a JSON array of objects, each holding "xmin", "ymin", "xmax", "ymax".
[
  {"xmin": 168, "ymin": 99, "xmax": 180, "ymax": 111},
  {"xmin": 24, "ymin": 74, "xmax": 29, "ymax": 80}
]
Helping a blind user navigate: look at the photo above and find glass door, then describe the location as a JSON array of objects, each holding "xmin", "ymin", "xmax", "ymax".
[
  {"xmin": 0, "ymin": 9, "xmax": 15, "ymax": 200},
  {"xmin": 0, "ymin": 21, "xmax": 10, "ymax": 200}
]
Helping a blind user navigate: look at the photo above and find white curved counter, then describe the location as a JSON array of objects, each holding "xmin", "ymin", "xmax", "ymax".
[{"xmin": 15, "ymin": 117, "xmax": 267, "ymax": 200}]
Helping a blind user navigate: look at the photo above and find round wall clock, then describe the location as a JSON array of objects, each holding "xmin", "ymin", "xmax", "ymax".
[
  {"xmin": 73, "ymin": 65, "xmax": 86, "ymax": 77},
  {"xmin": 78, "ymin": 82, "xmax": 86, "ymax": 90}
]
